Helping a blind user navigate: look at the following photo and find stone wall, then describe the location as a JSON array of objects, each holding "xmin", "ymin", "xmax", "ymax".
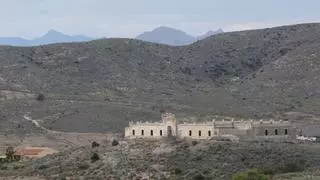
[
  {"xmin": 234, "ymin": 121, "xmax": 252, "ymax": 130},
  {"xmin": 217, "ymin": 128, "xmax": 249, "ymax": 139},
  {"xmin": 251, "ymin": 124, "xmax": 296, "ymax": 139},
  {"xmin": 124, "ymin": 113, "xmax": 296, "ymax": 141},
  {"xmin": 125, "ymin": 123, "xmax": 165, "ymax": 139},
  {"xmin": 178, "ymin": 123, "xmax": 214, "ymax": 140}
]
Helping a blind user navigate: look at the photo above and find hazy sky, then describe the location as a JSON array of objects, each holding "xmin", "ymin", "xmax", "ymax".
[{"xmin": 1, "ymin": 0, "xmax": 320, "ymax": 39}]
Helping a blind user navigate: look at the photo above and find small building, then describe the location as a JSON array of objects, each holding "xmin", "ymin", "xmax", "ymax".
[{"xmin": 125, "ymin": 113, "xmax": 296, "ymax": 140}]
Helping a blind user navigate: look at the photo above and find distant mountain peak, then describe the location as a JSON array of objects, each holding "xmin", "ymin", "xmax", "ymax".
[
  {"xmin": 47, "ymin": 29, "xmax": 62, "ymax": 34},
  {"xmin": 206, "ymin": 29, "xmax": 223, "ymax": 35},
  {"xmin": 42, "ymin": 29, "xmax": 66, "ymax": 37},
  {"xmin": 136, "ymin": 26, "xmax": 195, "ymax": 46},
  {"xmin": 197, "ymin": 29, "xmax": 224, "ymax": 40},
  {"xmin": 0, "ymin": 30, "xmax": 93, "ymax": 46},
  {"xmin": 146, "ymin": 26, "xmax": 190, "ymax": 35},
  {"xmin": 154, "ymin": 26, "xmax": 179, "ymax": 31},
  {"xmin": 136, "ymin": 26, "xmax": 223, "ymax": 46}
]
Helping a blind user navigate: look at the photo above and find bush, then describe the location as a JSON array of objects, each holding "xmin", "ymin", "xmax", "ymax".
[
  {"xmin": 91, "ymin": 152, "xmax": 100, "ymax": 163},
  {"xmin": 0, "ymin": 165, "xmax": 8, "ymax": 170},
  {"xmin": 193, "ymin": 173, "xmax": 205, "ymax": 180},
  {"xmin": 171, "ymin": 167, "xmax": 182, "ymax": 175},
  {"xmin": 191, "ymin": 141, "xmax": 198, "ymax": 146},
  {"xmin": 232, "ymin": 169, "xmax": 268, "ymax": 180},
  {"xmin": 259, "ymin": 167, "xmax": 275, "ymax": 175},
  {"xmin": 5, "ymin": 147, "xmax": 15, "ymax": 160},
  {"xmin": 91, "ymin": 141, "xmax": 100, "ymax": 148},
  {"xmin": 37, "ymin": 164, "xmax": 49, "ymax": 170},
  {"xmin": 111, "ymin": 139, "xmax": 119, "ymax": 146},
  {"xmin": 78, "ymin": 163, "xmax": 90, "ymax": 170},
  {"xmin": 195, "ymin": 155, "xmax": 202, "ymax": 161},
  {"xmin": 36, "ymin": 93, "xmax": 45, "ymax": 101},
  {"xmin": 279, "ymin": 161, "xmax": 305, "ymax": 173}
]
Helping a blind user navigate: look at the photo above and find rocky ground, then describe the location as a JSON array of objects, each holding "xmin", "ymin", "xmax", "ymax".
[{"xmin": 0, "ymin": 139, "xmax": 319, "ymax": 179}]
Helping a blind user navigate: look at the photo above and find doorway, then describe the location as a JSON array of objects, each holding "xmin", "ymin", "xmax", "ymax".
[{"xmin": 167, "ymin": 126, "xmax": 173, "ymax": 137}]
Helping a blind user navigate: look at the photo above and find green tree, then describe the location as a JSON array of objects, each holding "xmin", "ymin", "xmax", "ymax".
[
  {"xmin": 232, "ymin": 169, "xmax": 268, "ymax": 180},
  {"xmin": 5, "ymin": 147, "xmax": 15, "ymax": 161}
]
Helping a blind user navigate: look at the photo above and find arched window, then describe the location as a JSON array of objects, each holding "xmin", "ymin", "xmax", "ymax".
[
  {"xmin": 265, "ymin": 130, "xmax": 268, "ymax": 136},
  {"xmin": 150, "ymin": 130, "xmax": 153, "ymax": 136},
  {"xmin": 189, "ymin": 130, "xmax": 192, "ymax": 136},
  {"xmin": 132, "ymin": 129, "xmax": 135, "ymax": 136},
  {"xmin": 285, "ymin": 129, "xmax": 288, "ymax": 135},
  {"xmin": 198, "ymin": 130, "xmax": 202, "ymax": 137},
  {"xmin": 208, "ymin": 131, "xmax": 211, "ymax": 136},
  {"xmin": 275, "ymin": 129, "xmax": 278, "ymax": 135},
  {"xmin": 141, "ymin": 130, "xmax": 144, "ymax": 136},
  {"xmin": 160, "ymin": 130, "xmax": 163, "ymax": 136}
]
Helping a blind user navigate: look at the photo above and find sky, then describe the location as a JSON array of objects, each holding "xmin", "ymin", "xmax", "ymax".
[{"xmin": 0, "ymin": 0, "xmax": 320, "ymax": 39}]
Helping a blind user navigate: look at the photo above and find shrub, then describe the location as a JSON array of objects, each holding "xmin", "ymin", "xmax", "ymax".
[
  {"xmin": 78, "ymin": 163, "xmax": 90, "ymax": 170},
  {"xmin": 171, "ymin": 167, "xmax": 182, "ymax": 175},
  {"xmin": 36, "ymin": 93, "xmax": 45, "ymax": 101},
  {"xmin": 38, "ymin": 164, "xmax": 49, "ymax": 170},
  {"xmin": 279, "ymin": 161, "xmax": 305, "ymax": 173},
  {"xmin": 193, "ymin": 173, "xmax": 205, "ymax": 180},
  {"xmin": 232, "ymin": 169, "xmax": 268, "ymax": 180},
  {"xmin": 91, "ymin": 141, "xmax": 100, "ymax": 148},
  {"xmin": 0, "ymin": 165, "xmax": 8, "ymax": 170},
  {"xmin": 195, "ymin": 155, "xmax": 202, "ymax": 161},
  {"xmin": 91, "ymin": 152, "xmax": 100, "ymax": 163},
  {"xmin": 259, "ymin": 167, "xmax": 275, "ymax": 176},
  {"xmin": 191, "ymin": 141, "xmax": 198, "ymax": 146},
  {"xmin": 111, "ymin": 139, "xmax": 119, "ymax": 146},
  {"xmin": 5, "ymin": 147, "xmax": 15, "ymax": 160}
]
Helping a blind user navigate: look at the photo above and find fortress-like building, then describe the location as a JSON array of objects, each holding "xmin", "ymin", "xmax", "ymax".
[{"xmin": 125, "ymin": 113, "xmax": 296, "ymax": 140}]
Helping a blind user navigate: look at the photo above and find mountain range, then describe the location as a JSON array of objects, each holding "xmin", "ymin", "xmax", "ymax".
[
  {"xmin": 0, "ymin": 27, "xmax": 223, "ymax": 46},
  {"xmin": 0, "ymin": 30, "xmax": 92, "ymax": 46},
  {"xmin": 136, "ymin": 26, "xmax": 223, "ymax": 45},
  {"xmin": 0, "ymin": 23, "xmax": 319, "ymax": 134}
]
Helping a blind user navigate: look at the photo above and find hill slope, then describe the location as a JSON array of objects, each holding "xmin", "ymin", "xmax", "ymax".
[
  {"xmin": 1, "ymin": 140, "xmax": 319, "ymax": 179},
  {"xmin": 0, "ymin": 23, "xmax": 320, "ymax": 133},
  {"xmin": 196, "ymin": 28, "xmax": 224, "ymax": 40}
]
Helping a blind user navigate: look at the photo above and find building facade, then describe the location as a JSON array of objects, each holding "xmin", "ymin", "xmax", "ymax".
[{"xmin": 124, "ymin": 113, "xmax": 296, "ymax": 140}]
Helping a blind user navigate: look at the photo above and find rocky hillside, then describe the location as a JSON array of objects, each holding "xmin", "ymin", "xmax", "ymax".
[
  {"xmin": 0, "ymin": 23, "xmax": 320, "ymax": 133},
  {"xmin": 0, "ymin": 140, "xmax": 319, "ymax": 179}
]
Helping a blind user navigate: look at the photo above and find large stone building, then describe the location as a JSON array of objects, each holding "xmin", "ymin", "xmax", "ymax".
[{"xmin": 125, "ymin": 113, "xmax": 296, "ymax": 140}]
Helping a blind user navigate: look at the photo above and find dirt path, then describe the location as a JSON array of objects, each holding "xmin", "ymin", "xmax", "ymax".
[
  {"xmin": 23, "ymin": 114, "xmax": 58, "ymax": 133},
  {"xmin": 22, "ymin": 113, "xmax": 116, "ymax": 150}
]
